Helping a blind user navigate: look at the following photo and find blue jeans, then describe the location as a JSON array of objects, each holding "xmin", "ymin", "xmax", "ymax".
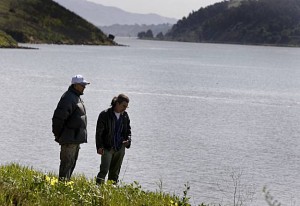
[
  {"xmin": 59, "ymin": 144, "xmax": 80, "ymax": 181},
  {"xmin": 96, "ymin": 145, "xmax": 125, "ymax": 184}
]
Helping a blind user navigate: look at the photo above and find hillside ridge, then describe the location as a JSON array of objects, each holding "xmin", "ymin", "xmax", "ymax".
[
  {"xmin": 0, "ymin": 0, "xmax": 115, "ymax": 45},
  {"xmin": 54, "ymin": 0, "xmax": 178, "ymax": 26},
  {"xmin": 143, "ymin": 0, "xmax": 300, "ymax": 47}
]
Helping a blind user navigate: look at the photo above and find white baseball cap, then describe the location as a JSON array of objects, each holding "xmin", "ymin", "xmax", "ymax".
[{"xmin": 71, "ymin": 74, "xmax": 90, "ymax": 85}]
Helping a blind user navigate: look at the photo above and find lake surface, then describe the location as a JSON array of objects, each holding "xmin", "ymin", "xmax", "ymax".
[{"xmin": 0, "ymin": 37, "xmax": 300, "ymax": 205}]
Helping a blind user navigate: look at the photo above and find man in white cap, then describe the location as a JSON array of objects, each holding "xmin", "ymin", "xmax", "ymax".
[{"xmin": 52, "ymin": 74, "xmax": 90, "ymax": 181}]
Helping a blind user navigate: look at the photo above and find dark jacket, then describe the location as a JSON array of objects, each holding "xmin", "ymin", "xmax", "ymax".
[
  {"xmin": 95, "ymin": 107, "xmax": 131, "ymax": 150},
  {"xmin": 52, "ymin": 86, "xmax": 88, "ymax": 145}
]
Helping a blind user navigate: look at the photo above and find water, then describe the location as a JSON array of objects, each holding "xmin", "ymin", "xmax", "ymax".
[{"xmin": 1, "ymin": 37, "xmax": 300, "ymax": 205}]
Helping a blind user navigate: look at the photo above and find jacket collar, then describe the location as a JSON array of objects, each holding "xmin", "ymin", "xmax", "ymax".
[
  {"xmin": 108, "ymin": 107, "xmax": 127, "ymax": 118},
  {"xmin": 68, "ymin": 85, "xmax": 81, "ymax": 96}
]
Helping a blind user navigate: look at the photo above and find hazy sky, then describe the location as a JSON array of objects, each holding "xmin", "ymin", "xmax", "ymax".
[{"xmin": 86, "ymin": 0, "xmax": 223, "ymax": 19}]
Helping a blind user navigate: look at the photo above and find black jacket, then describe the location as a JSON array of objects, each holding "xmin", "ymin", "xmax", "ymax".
[
  {"xmin": 95, "ymin": 107, "xmax": 131, "ymax": 150},
  {"xmin": 52, "ymin": 86, "xmax": 88, "ymax": 145}
]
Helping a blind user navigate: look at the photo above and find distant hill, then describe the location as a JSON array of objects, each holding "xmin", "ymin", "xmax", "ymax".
[
  {"xmin": 0, "ymin": 0, "xmax": 114, "ymax": 45},
  {"xmin": 53, "ymin": 0, "xmax": 178, "ymax": 26},
  {"xmin": 157, "ymin": 0, "xmax": 300, "ymax": 46},
  {"xmin": 99, "ymin": 24, "xmax": 173, "ymax": 37}
]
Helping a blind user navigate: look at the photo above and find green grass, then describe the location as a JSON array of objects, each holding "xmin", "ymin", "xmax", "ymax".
[
  {"xmin": 0, "ymin": 30, "xmax": 18, "ymax": 47},
  {"xmin": 0, "ymin": 163, "xmax": 200, "ymax": 206}
]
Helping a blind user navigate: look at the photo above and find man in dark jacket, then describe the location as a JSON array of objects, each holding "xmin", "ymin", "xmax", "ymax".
[
  {"xmin": 52, "ymin": 74, "xmax": 90, "ymax": 181},
  {"xmin": 95, "ymin": 94, "xmax": 131, "ymax": 184}
]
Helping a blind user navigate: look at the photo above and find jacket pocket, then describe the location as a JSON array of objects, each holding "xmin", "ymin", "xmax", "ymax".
[
  {"xmin": 75, "ymin": 128, "xmax": 87, "ymax": 143},
  {"xmin": 60, "ymin": 127, "xmax": 75, "ymax": 143}
]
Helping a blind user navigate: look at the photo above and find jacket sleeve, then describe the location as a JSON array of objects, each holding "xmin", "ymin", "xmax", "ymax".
[
  {"xmin": 95, "ymin": 111, "xmax": 105, "ymax": 150},
  {"xmin": 125, "ymin": 114, "xmax": 132, "ymax": 149},
  {"xmin": 52, "ymin": 94, "xmax": 75, "ymax": 137}
]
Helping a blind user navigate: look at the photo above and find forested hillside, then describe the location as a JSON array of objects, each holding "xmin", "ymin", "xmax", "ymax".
[
  {"xmin": 0, "ymin": 0, "xmax": 115, "ymax": 45},
  {"xmin": 161, "ymin": 0, "xmax": 300, "ymax": 46},
  {"xmin": 0, "ymin": 30, "xmax": 18, "ymax": 48}
]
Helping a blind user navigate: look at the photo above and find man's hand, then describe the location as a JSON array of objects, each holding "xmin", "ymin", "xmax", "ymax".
[
  {"xmin": 97, "ymin": 148, "xmax": 104, "ymax": 155},
  {"xmin": 122, "ymin": 140, "xmax": 130, "ymax": 148}
]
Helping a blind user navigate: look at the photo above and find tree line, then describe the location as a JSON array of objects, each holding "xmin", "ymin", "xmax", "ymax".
[{"xmin": 138, "ymin": 0, "xmax": 300, "ymax": 46}]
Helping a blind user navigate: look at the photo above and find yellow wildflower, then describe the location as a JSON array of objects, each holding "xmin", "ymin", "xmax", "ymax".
[
  {"xmin": 169, "ymin": 200, "xmax": 178, "ymax": 206},
  {"xmin": 50, "ymin": 177, "xmax": 58, "ymax": 186},
  {"xmin": 45, "ymin": 175, "xmax": 58, "ymax": 186},
  {"xmin": 45, "ymin": 176, "xmax": 51, "ymax": 183},
  {"xmin": 65, "ymin": 181, "xmax": 74, "ymax": 186},
  {"xmin": 64, "ymin": 180, "xmax": 74, "ymax": 190}
]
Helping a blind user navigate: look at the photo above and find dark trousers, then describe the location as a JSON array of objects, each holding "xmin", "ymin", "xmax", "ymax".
[
  {"xmin": 96, "ymin": 145, "xmax": 125, "ymax": 184},
  {"xmin": 59, "ymin": 144, "xmax": 80, "ymax": 181}
]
